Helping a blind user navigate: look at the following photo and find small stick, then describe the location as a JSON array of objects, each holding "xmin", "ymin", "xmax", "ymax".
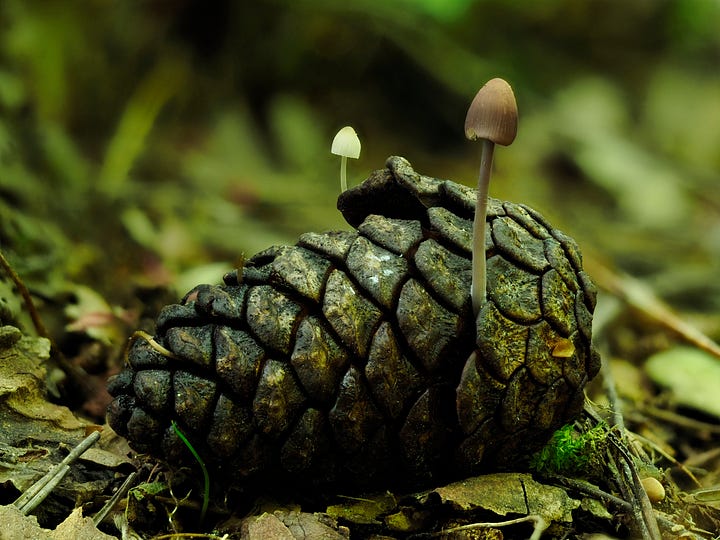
[
  {"xmin": 589, "ymin": 259, "xmax": 720, "ymax": 360},
  {"xmin": 128, "ymin": 330, "xmax": 178, "ymax": 358},
  {"xmin": 14, "ymin": 431, "xmax": 101, "ymax": 514},
  {"xmin": 640, "ymin": 404, "xmax": 720, "ymax": 435},
  {"xmin": 93, "ymin": 471, "xmax": 138, "ymax": 526},
  {"xmin": 599, "ymin": 344, "xmax": 626, "ymax": 432},
  {"xmin": 629, "ymin": 430, "xmax": 702, "ymax": 488},
  {"xmin": 608, "ymin": 433, "xmax": 661, "ymax": 540},
  {"xmin": 17, "ymin": 465, "xmax": 71, "ymax": 515},
  {"xmin": 0, "ymin": 249, "xmax": 87, "ymax": 395},
  {"xmin": 548, "ymin": 474, "xmax": 632, "ymax": 512},
  {"xmin": 0, "ymin": 250, "xmax": 50, "ymax": 339},
  {"xmin": 422, "ymin": 514, "xmax": 548, "ymax": 540}
]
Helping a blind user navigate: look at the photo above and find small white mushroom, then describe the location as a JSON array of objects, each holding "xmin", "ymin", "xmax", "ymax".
[
  {"xmin": 331, "ymin": 126, "xmax": 361, "ymax": 192},
  {"xmin": 464, "ymin": 78, "xmax": 518, "ymax": 319}
]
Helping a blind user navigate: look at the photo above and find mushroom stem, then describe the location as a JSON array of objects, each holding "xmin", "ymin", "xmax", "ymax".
[
  {"xmin": 472, "ymin": 138, "xmax": 494, "ymax": 315},
  {"xmin": 340, "ymin": 155, "xmax": 348, "ymax": 192}
]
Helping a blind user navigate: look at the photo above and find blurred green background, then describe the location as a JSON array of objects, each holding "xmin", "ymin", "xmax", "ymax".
[{"xmin": 1, "ymin": 0, "xmax": 719, "ymax": 319}]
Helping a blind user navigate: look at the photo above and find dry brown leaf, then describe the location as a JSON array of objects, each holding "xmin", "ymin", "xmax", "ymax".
[
  {"xmin": 49, "ymin": 507, "xmax": 116, "ymax": 540},
  {"xmin": 240, "ymin": 510, "xmax": 349, "ymax": 540},
  {"xmin": 0, "ymin": 505, "xmax": 115, "ymax": 540},
  {"xmin": 0, "ymin": 326, "xmax": 91, "ymax": 494},
  {"xmin": 432, "ymin": 472, "xmax": 579, "ymax": 523}
]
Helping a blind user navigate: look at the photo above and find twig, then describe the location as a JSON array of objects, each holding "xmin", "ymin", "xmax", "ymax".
[
  {"xmin": 0, "ymin": 248, "xmax": 91, "ymax": 399},
  {"xmin": 13, "ymin": 431, "xmax": 101, "ymax": 514},
  {"xmin": 19, "ymin": 465, "xmax": 71, "ymax": 515},
  {"xmin": 129, "ymin": 330, "xmax": 178, "ymax": 358},
  {"xmin": 418, "ymin": 514, "xmax": 548, "ymax": 540},
  {"xmin": 548, "ymin": 475, "xmax": 632, "ymax": 512},
  {"xmin": 598, "ymin": 344, "xmax": 625, "ymax": 431},
  {"xmin": 628, "ymin": 430, "xmax": 702, "ymax": 488},
  {"xmin": 590, "ymin": 349, "xmax": 661, "ymax": 540},
  {"xmin": 150, "ymin": 534, "xmax": 229, "ymax": 539},
  {"xmin": 93, "ymin": 471, "xmax": 138, "ymax": 526},
  {"xmin": 608, "ymin": 433, "xmax": 661, "ymax": 540},
  {"xmin": 606, "ymin": 445, "xmax": 647, "ymax": 539},
  {"xmin": 640, "ymin": 404, "xmax": 720, "ymax": 435},
  {"xmin": 0, "ymin": 250, "xmax": 50, "ymax": 339},
  {"xmin": 683, "ymin": 446, "xmax": 720, "ymax": 471},
  {"xmin": 590, "ymin": 260, "xmax": 720, "ymax": 360}
]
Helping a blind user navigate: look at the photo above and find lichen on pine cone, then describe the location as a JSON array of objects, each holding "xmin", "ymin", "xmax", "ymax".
[{"xmin": 107, "ymin": 156, "xmax": 600, "ymax": 493}]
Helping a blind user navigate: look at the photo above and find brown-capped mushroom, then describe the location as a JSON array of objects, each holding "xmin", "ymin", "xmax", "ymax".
[{"xmin": 464, "ymin": 78, "xmax": 518, "ymax": 318}]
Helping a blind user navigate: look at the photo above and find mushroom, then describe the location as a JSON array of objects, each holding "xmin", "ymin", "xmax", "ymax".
[
  {"xmin": 640, "ymin": 477, "xmax": 666, "ymax": 504},
  {"xmin": 464, "ymin": 78, "xmax": 518, "ymax": 318},
  {"xmin": 331, "ymin": 126, "xmax": 361, "ymax": 192}
]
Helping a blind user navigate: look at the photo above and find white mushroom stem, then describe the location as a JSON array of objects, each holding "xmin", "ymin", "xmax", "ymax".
[
  {"xmin": 340, "ymin": 155, "xmax": 348, "ymax": 192},
  {"xmin": 472, "ymin": 138, "xmax": 494, "ymax": 315}
]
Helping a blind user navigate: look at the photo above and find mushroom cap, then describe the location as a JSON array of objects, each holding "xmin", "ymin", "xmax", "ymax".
[
  {"xmin": 464, "ymin": 78, "xmax": 518, "ymax": 146},
  {"xmin": 331, "ymin": 126, "xmax": 361, "ymax": 159}
]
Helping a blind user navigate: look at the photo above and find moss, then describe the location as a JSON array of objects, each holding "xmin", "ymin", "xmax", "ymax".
[{"xmin": 530, "ymin": 422, "xmax": 608, "ymax": 477}]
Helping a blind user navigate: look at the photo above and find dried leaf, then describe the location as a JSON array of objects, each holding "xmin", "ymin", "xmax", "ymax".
[
  {"xmin": 275, "ymin": 510, "xmax": 349, "ymax": 540},
  {"xmin": 77, "ymin": 447, "xmax": 134, "ymax": 469},
  {"xmin": 0, "ymin": 326, "xmax": 100, "ymax": 499},
  {"xmin": 64, "ymin": 285, "xmax": 128, "ymax": 345},
  {"xmin": 242, "ymin": 512, "xmax": 294, "ymax": 540},
  {"xmin": 49, "ymin": 507, "xmax": 116, "ymax": 540},
  {"xmin": 384, "ymin": 506, "xmax": 429, "ymax": 533},
  {"xmin": 0, "ymin": 327, "xmax": 85, "ymax": 442},
  {"xmin": 0, "ymin": 505, "xmax": 115, "ymax": 540},
  {"xmin": 0, "ymin": 505, "xmax": 50, "ymax": 540},
  {"xmin": 432, "ymin": 473, "xmax": 579, "ymax": 524},
  {"xmin": 326, "ymin": 493, "xmax": 397, "ymax": 525},
  {"xmin": 241, "ymin": 510, "xmax": 348, "ymax": 540}
]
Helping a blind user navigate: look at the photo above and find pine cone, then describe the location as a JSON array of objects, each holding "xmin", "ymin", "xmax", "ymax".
[{"xmin": 107, "ymin": 156, "xmax": 600, "ymax": 493}]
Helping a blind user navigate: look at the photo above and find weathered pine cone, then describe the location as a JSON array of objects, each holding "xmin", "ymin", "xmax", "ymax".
[{"xmin": 107, "ymin": 156, "xmax": 600, "ymax": 492}]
